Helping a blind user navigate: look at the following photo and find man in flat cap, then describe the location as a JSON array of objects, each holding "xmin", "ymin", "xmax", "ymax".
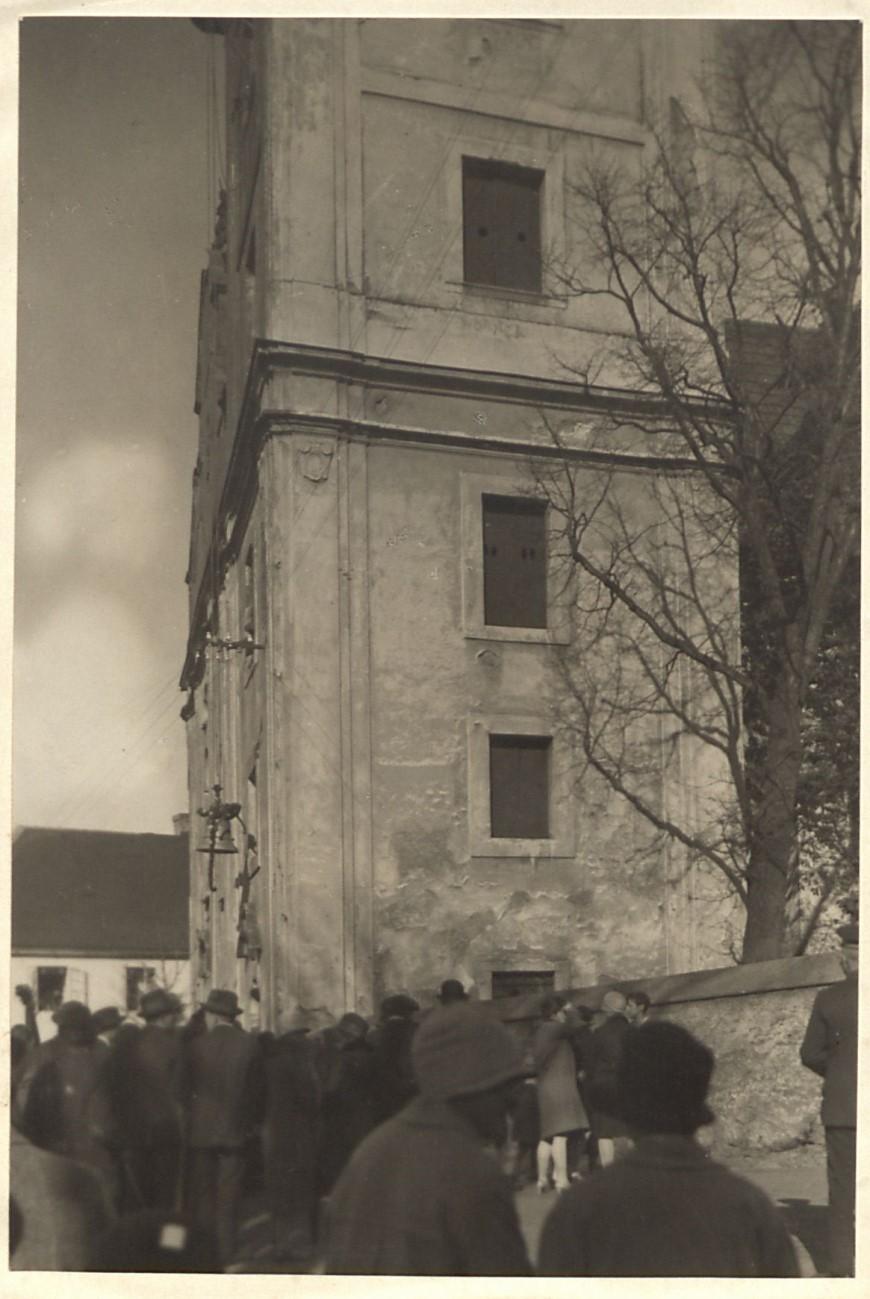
[
  {"xmin": 800, "ymin": 919, "xmax": 859, "ymax": 1276},
  {"xmin": 183, "ymin": 988, "xmax": 265, "ymax": 1265},
  {"xmin": 325, "ymin": 1003, "xmax": 531, "ymax": 1275}
]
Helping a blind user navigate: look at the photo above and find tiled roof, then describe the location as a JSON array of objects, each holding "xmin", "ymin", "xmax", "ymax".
[{"xmin": 12, "ymin": 827, "xmax": 190, "ymax": 958}]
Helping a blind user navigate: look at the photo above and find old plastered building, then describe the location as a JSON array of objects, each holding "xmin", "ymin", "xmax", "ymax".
[{"xmin": 182, "ymin": 19, "xmax": 739, "ymax": 1025}]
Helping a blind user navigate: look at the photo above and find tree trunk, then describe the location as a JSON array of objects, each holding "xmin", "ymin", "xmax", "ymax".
[{"xmin": 741, "ymin": 664, "xmax": 803, "ymax": 963}]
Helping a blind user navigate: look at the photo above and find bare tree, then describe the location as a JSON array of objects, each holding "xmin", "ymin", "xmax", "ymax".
[{"xmin": 541, "ymin": 21, "xmax": 859, "ymax": 962}]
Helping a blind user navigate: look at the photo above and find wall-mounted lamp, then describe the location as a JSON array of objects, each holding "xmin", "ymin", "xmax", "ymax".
[
  {"xmin": 196, "ymin": 783, "xmax": 260, "ymax": 900},
  {"xmin": 197, "ymin": 784, "xmax": 240, "ymax": 892}
]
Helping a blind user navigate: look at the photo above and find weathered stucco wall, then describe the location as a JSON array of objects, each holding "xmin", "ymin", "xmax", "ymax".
[
  {"xmin": 187, "ymin": 19, "xmax": 744, "ymax": 1020},
  {"xmin": 364, "ymin": 436, "xmax": 739, "ymax": 1005}
]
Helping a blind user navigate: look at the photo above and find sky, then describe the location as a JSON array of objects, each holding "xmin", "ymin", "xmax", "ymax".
[{"xmin": 14, "ymin": 18, "xmax": 218, "ymax": 834}]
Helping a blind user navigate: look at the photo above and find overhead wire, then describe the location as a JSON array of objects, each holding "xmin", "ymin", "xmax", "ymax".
[
  {"xmin": 50, "ymin": 671, "xmax": 182, "ymax": 827},
  {"xmin": 55, "ymin": 687, "xmax": 184, "ymax": 830}
]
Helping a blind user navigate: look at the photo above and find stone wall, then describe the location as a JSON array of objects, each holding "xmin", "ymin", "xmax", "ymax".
[{"xmin": 488, "ymin": 952, "xmax": 843, "ymax": 1156}]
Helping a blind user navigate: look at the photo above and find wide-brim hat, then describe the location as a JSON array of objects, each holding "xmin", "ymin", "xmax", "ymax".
[
  {"xmin": 92, "ymin": 1006, "xmax": 124, "ymax": 1034},
  {"xmin": 140, "ymin": 988, "xmax": 182, "ymax": 1021},
  {"xmin": 202, "ymin": 988, "xmax": 243, "ymax": 1019},
  {"xmin": 615, "ymin": 1021, "xmax": 715, "ymax": 1133},
  {"xmin": 412, "ymin": 1003, "xmax": 525, "ymax": 1100}
]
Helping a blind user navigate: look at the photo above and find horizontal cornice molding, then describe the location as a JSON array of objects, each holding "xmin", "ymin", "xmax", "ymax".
[
  {"xmin": 181, "ymin": 338, "xmax": 731, "ymax": 688},
  {"xmin": 258, "ymin": 408, "xmax": 704, "ymax": 473},
  {"xmin": 12, "ymin": 948, "xmax": 190, "ymax": 961},
  {"xmin": 249, "ymin": 337, "xmax": 725, "ymax": 419}
]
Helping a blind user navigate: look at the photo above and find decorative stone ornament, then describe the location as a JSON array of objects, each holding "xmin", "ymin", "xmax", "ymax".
[{"xmin": 298, "ymin": 444, "xmax": 334, "ymax": 483}]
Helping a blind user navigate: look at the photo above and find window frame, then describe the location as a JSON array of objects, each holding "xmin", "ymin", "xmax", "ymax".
[
  {"xmin": 445, "ymin": 138, "xmax": 566, "ymax": 304},
  {"xmin": 36, "ymin": 965, "xmax": 67, "ymax": 1011},
  {"xmin": 481, "ymin": 492, "xmax": 549, "ymax": 630},
  {"xmin": 461, "ymin": 472, "xmax": 571, "ymax": 644},
  {"xmin": 489, "ymin": 732, "xmax": 552, "ymax": 839},
  {"xmin": 491, "ymin": 969, "xmax": 556, "ymax": 999},
  {"xmin": 467, "ymin": 713, "xmax": 576, "ymax": 858},
  {"xmin": 473, "ymin": 959, "xmax": 572, "ymax": 998},
  {"xmin": 462, "ymin": 156, "xmax": 545, "ymax": 294}
]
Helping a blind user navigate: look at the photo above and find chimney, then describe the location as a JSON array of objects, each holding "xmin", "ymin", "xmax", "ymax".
[{"xmin": 173, "ymin": 813, "xmax": 190, "ymax": 837}]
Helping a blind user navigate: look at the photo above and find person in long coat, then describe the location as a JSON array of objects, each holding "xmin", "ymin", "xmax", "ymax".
[
  {"xmin": 316, "ymin": 1013, "xmax": 376, "ymax": 1196},
  {"xmin": 324, "ymin": 1004, "xmax": 531, "ymax": 1276},
  {"xmin": 586, "ymin": 989, "xmax": 632, "ymax": 1166},
  {"xmin": 103, "ymin": 988, "xmax": 185, "ymax": 1212},
  {"xmin": 183, "ymin": 989, "xmax": 265, "ymax": 1266},
  {"xmin": 261, "ymin": 1011, "xmax": 325, "ymax": 1263},
  {"xmin": 368, "ymin": 994, "xmax": 419, "ymax": 1125},
  {"xmin": 14, "ymin": 1001, "xmax": 115, "ymax": 1186},
  {"xmin": 800, "ymin": 921, "xmax": 859, "ymax": 1277},
  {"xmin": 532, "ymin": 994, "xmax": 588, "ymax": 1192}
]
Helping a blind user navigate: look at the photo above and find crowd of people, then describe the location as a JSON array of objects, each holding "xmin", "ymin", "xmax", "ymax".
[{"xmin": 8, "ymin": 925, "xmax": 857, "ymax": 1277}]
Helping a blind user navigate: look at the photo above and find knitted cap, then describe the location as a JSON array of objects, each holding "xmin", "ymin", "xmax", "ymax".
[
  {"xmin": 411, "ymin": 1004, "xmax": 525, "ymax": 1100},
  {"xmin": 615, "ymin": 1020, "xmax": 714, "ymax": 1133}
]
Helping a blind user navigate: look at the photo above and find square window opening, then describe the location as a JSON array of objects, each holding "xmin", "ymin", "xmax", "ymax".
[
  {"xmin": 463, "ymin": 156, "xmax": 543, "ymax": 293},
  {"xmin": 37, "ymin": 966, "xmax": 66, "ymax": 1012},
  {"xmin": 489, "ymin": 734, "xmax": 551, "ymax": 838},
  {"xmin": 482, "ymin": 494, "xmax": 547, "ymax": 629},
  {"xmin": 491, "ymin": 970, "xmax": 556, "ymax": 999}
]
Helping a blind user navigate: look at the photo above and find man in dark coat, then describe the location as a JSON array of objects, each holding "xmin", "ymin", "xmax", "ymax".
[
  {"xmin": 317, "ymin": 1012, "xmax": 376, "ymax": 1196},
  {"xmin": 105, "ymin": 988, "xmax": 184, "ymax": 1212},
  {"xmin": 800, "ymin": 920, "xmax": 859, "ymax": 1277},
  {"xmin": 325, "ymin": 1003, "xmax": 532, "ymax": 1276},
  {"xmin": 261, "ymin": 1010, "xmax": 325, "ymax": 1263},
  {"xmin": 183, "ymin": 988, "xmax": 265, "ymax": 1266},
  {"xmin": 368, "ymin": 993, "xmax": 420, "ymax": 1125},
  {"xmin": 14, "ymin": 1001, "xmax": 115, "ymax": 1186},
  {"xmin": 586, "ymin": 989, "xmax": 632, "ymax": 1166},
  {"xmin": 539, "ymin": 1021, "xmax": 799, "ymax": 1277}
]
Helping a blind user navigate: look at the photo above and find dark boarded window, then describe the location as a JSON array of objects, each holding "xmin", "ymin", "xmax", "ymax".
[
  {"xmin": 463, "ymin": 157, "xmax": 543, "ymax": 293},
  {"xmin": 37, "ymin": 966, "xmax": 66, "ymax": 1011},
  {"xmin": 483, "ymin": 495, "xmax": 547, "ymax": 628},
  {"xmin": 492, "ymin": 969, "xmax": 555, "ymax": 999},
  {"xmin": 490, "ymin": 734, "xmax": 551, "ymax": 838}
]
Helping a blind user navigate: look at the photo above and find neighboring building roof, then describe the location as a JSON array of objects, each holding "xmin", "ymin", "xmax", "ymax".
[{"xmin": 12, "ymin": 827, "xmax": 190, "ymax": 959}]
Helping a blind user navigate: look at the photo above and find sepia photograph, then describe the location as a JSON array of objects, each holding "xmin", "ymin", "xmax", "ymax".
[{"xmin": 9, "ymin": 12, "xmax": 861, "ymax": 1280}]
